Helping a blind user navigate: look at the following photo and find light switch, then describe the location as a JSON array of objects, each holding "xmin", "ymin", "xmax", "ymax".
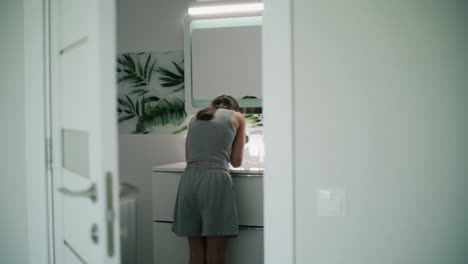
[{"xmin": 317, "ymin": 189, "xmax": 347, "ymax": 216}]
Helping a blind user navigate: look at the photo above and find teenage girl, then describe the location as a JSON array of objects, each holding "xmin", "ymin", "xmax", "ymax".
[{"xmin": 172, "ymin": 95, "xmax": 246, "ymax": 264}]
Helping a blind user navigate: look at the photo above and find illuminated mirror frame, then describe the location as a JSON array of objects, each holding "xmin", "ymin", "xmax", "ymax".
[{"xmin": 184, "ymin": 6, "xmax": 263, "ymax": 114}]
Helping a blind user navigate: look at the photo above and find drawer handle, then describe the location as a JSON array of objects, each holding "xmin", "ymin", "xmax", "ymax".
[
  {"xmin": 154, "ymin": 221, "xmax": 264, "ymax": 231},
  {"xmin": 239, "ymin": 225, "xmax": 264, "ymax": 231}
]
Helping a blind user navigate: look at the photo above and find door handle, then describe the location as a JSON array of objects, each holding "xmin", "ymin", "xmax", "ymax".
[
  {"xmin": 119, "ymin": 182, "xmax": 139, "ymax": 199},
  {"xmin": 58, "ymin": 183, "xmax": 97, "ymax": 202}
]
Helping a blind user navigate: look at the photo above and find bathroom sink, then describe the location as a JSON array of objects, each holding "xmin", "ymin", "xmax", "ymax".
[
  {"xmin": 229, "ymin": 164, "xmax": 264, "ymax": 175},
  {"xmin": 152, "ymin": 162, "xmax": 263, "ymax": 175}
]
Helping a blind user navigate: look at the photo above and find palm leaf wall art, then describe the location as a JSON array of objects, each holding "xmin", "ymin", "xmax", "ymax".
[
  {"xmin": 117, "ymin": 53, "xmax": 157, "ymax": 96},
  {"xmin": 116, "ymin": 51, "xmax": 188, "ymax": 134},
  {"xmin": 171, "ymin": 125, "xmax": 188, "ymax": 134},
  {"xmin": 135, "ymin": 97, "xmax": 187, "ymax": 134},
  {"xmin": 117, "ymin": 95, "xmax": 187, "ymax": 134},
  {"xmin": 156, "ymin": 60, "xmax": 185, "ymax": 94},
  {"xmin": 117, "ymin": 95, "xmax": 161, "ymax": 123},
  {"xmin": 245, "ymin": 114, "xmax": 263, "ymax": 134}
]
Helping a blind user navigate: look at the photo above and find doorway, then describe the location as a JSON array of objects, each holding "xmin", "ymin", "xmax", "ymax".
[{"xmin": 23, "ymin": 0, "xmax": 295, "ymax": 263}]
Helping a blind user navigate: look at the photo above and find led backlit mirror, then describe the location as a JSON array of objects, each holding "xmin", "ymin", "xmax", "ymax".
[{"xmin": 184, "ymin": 16, "xmax": 262, "ymax": 114}]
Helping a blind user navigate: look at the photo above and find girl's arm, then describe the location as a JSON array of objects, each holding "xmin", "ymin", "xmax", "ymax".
[
  {"xmin": 230, "ymin": 112, "xmax": 246, "ymax": 167},
  {"xmin": 185, "ymin": 137, "xmax": 188, "ymax": 162}
]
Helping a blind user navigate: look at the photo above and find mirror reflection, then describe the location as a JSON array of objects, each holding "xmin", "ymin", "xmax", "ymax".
[
  {"xmin": 185, "ymin": 16, "xmax": 263, "ymax": 112},
  {"xmin": 191, "ymin": 17, "xmax": 262, "ymax": 100}
]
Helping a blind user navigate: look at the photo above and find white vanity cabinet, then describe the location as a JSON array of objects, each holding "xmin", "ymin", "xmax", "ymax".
[{"xmin": 152, "ymin": 162, "xmax": 264, "ymax": 264}]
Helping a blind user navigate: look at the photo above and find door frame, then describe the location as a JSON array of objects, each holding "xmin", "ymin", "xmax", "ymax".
[
  {"xmin": 24, "ymin": 0, "xmax": 54, "ymax": 263},
  {"xmin": 24, "ymin": 0, "xmax": 296, "ymax": 263},
  {"xmin": 262, "ymin": 0, "xmax": 295, "ymax": 263}
]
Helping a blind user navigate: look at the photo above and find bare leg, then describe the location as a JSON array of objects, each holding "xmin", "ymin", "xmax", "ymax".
[
  {"xmin": 188, "ymin": 237, "xmax": 207, "ymax": 264},
  {"xmin": 206, "ymin": 236, "xmax": 227, "ymax": 264}
]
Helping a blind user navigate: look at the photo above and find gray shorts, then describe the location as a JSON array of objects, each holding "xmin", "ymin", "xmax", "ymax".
[{"xmin": 171, "ymin": 163, "xmax": 239, "ymax": 237}]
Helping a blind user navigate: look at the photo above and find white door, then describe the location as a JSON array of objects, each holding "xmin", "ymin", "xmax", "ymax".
[{"xmin": 49, "ymin": 0, "xmax": 120, "ymax": 263}]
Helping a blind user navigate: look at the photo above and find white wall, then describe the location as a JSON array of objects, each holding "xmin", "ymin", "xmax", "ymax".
[
  {"xmin": 24, "ymin": 0, "xmax": 50, "ymax": 262},
  {"xmin": 262, "ymin": 0, "xmax": 294, "ymax": 263},
  {"xmin": 117, "ymin": 1, "xmax": 192, "ymax": 263},
  {"xmin": 118, "ymin": 135, "xmax": 185, "ymax": 264},
  {"xmin": 117, "ymin": 0, "xmax": 192, "ymax": 53},
  {"xmin": 0, "ymin": 1, "xmax": 29, "ymax": 264},
  {"xmin": 292, "ymin": 1, "xmax": 468, "ymax": 263}
]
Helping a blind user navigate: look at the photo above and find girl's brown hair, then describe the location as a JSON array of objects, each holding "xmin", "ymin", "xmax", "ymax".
[{"xmin": 196, "ymin": 95, "xmax": 240, "ymax": 120}]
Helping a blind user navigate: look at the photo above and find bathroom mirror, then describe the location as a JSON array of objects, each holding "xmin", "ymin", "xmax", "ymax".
[{"xmin": 184, "ymin": 16, "xmax": 262, "ymax": 114}]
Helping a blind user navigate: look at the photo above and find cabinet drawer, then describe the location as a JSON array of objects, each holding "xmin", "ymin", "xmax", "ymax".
[
  {"xmin": 152, "ymin": 172, "xmax": 263, "ymax": 226},
  {"xmin": 232, "ymin": 175, "xmax": 263, "ymax": 226},
  {"xmin": 153, "ymin": 222, "xmax": 187, "ymax": 264},
  {"xmin": 227, "ymin": 226, "xmax": 264, "ymax": 264},
  {"xmin": 153, "ymin": 222, "xmax": 263, "ymax": 264},
  {"xmin": 152, "ymin": 172, "xmax": 181, "ymax": 221}
]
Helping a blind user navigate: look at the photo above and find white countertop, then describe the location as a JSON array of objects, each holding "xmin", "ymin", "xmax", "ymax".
[{"xmin": 152, "ymin": 161, "xmax": 263, "ymax": 175}]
